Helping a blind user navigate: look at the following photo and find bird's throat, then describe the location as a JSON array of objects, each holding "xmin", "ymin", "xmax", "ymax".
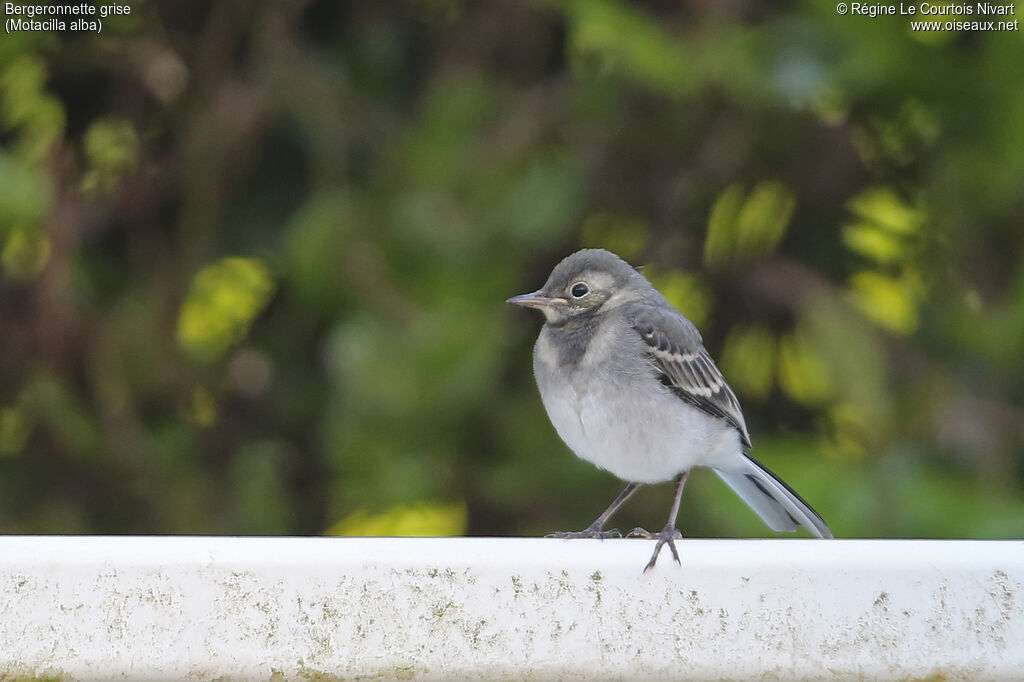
[{"xmin": 543, "ymin": 316, "xmax": 600, "ymax": 367}]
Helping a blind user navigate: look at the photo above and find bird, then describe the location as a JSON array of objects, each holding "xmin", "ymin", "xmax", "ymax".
[{"xmin": 508, "ymin": 248, "xmax": 832, "ymax": 571}]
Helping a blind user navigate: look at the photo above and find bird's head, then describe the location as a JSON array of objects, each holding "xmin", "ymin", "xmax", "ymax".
[{"xmin": 507, "ymin": 249, "xmax": 646, "ymax": 325}]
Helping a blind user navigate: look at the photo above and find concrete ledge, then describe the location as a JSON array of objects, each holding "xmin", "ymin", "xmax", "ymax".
[{"xmin": 1, "ymin": 536, "xmax": 1022, "ymax": 680}]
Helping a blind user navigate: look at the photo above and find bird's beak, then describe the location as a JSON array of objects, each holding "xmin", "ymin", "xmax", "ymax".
[{"xmin": 506, "ymin": 290, "xmax": 568, "ymax": 309}]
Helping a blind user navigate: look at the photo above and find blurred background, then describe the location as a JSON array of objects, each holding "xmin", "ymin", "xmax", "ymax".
[{"xmin": 1, "ymin": 0, "xmax": 1022, "ymax": 539}]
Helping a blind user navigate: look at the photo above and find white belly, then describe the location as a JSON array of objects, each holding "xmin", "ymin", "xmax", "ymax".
[{"xmin": 534, "ymin": 330, "xmax": 742, "ymax": 484}]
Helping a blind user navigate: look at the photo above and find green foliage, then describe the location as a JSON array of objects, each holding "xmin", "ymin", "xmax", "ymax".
[
  {"xmin": 0, "ymin": 153, "xmax": 51, "ymax": 225},
  {"xmin": 561, "ymin": 0, "xmax": 696, "ymax": 96},
  {"xmin": 494, "ymin": 155, "xmax": 585, "ymax": 244},
  {"xmin": 0, "ymin": 1, "xmax": 1020, "ymax": 541},
  {"xmin": 580, "ymin": 214, "xmax": 648, "ymax": 261},
  {"xmin": 231, "ymin": 440, "xmax": 294, "ymax": 535},
  {"xmin": 0, "ymin": 54, "xmax": 61, "ymax": 285},
  {"xmin": 81, "ymin": 118, "xmax": 139, "ymax": 195},
  {"xmin": 704, "ymin": 181, "xmax": 796, "ymax": 271},
  {"xmin": 0, "ymin": 56, "xmax": 65, "ymax": 163},
  {"xmin": 777, "ymin": 330, "xmax": 833, "ymax": 408},
  {"xmin": 0, "ymin": 407, "xmax": 30, "ymax": 458},
  {"xmin": 283, "ymin": 190, "xmax": 360, "ymax": 315}
]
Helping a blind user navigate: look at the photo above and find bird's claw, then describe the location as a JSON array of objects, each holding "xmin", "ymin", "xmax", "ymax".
[
  {"xmin": 631, "ymin": 523, "xmax": 683, "ymax": 572},
  {"xmin": 628, "ymin": 526, "xmax": 681, "ymax": 540},
  {"xmin": 545, "ymin": 522, "xmax": 621, "ymax": 540}
]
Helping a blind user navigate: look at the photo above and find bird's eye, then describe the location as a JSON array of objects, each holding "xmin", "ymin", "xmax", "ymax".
[{"xmin": 570, "ymin": 282, "xmax": 589, "ymax": 298}]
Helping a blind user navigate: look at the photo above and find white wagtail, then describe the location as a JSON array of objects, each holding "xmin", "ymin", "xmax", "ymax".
[{"xmin": 508, "ymin": 248, "xmax": 832, "ymax": 571}]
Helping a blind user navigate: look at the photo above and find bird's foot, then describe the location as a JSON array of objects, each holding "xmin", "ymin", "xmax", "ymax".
[
  {"xmin": 628, "ymin": 524, "xmax": 683, "ymax": 572},
  {"xmin": 545, "ymin": 521, "xmax": 621, "ymax": 540}
]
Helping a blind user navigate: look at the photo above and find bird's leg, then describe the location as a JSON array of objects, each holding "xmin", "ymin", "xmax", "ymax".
[
  {"xmin": 629, "ymin": 471, "xmax": 688, "ymax": 572},
  {"xmin": 546, "ymin": 482, "xmax": 641, "ymax": 540}
]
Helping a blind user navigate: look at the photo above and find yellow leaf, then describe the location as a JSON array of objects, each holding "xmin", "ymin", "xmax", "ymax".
[
  {"xmin": 735, "ymin": 181, "xmax": 795, "ymax": 260},
  {"xmin": 643, "ymin": 268, "xmax": 711, "ymax": 329},
  {"xmin": 846, "ymin": 187, "xmax": 923, "ymax": 235},
  {"xmin": 1, "ymin": 223, "xmax": 51, "ymax": 280},
  {"xmin": 847, "ymin": 271, "xmax": 918, "ymax": 335},
  {"xmin": 705, "ymin": 181, "xmax": 795, "ymax": 270},
  {"xmin": 719, "ymin": 325, "xmax": 776, "ymax": 401},
  {"xmin": 777, "ymin": 332, "xmax": 833, "ymax": 406},
  {"xmin": 703, "ymin": 183, "xmax": 744, "ymax": 271},
  {"xmin": 177, "ymin": 257, "xmax": 276, "ymax": 363},
  {"xmin": 841, "ymin": 221, "xmax": 905, "ymax": 264},
  {"xmin": 327, "ymin": 500, "xmax": 468, "ymax": 537}
]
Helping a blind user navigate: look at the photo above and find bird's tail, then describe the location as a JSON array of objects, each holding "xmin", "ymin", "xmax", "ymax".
[{"xmin": 713, "ymin": 454, "xmax": 833, "ymax": 538}]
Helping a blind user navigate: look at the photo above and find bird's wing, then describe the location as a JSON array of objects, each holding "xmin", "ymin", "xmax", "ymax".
[{"xmin": 629, "ymin": 304, "xmax": 752, "ymax": 448}]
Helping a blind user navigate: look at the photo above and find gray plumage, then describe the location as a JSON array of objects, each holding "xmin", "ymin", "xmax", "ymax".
[{"xmin": 508, "ymin": 248, "xmax": 832, "ymax": 570}]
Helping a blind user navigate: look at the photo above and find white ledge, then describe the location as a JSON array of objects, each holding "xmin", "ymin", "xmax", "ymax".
[{"xmin": 1, "ymin": 536, "xmax": 1022, "ymax": 680}]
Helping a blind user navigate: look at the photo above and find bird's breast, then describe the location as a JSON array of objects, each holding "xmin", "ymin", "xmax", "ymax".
[
  {"xmin": 533, "ymin": 329, "xmax": 591, "ymax": 458},
  {"xmin": 533, "ymin": 322, "xmax": 742, "ymax": 483}
]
